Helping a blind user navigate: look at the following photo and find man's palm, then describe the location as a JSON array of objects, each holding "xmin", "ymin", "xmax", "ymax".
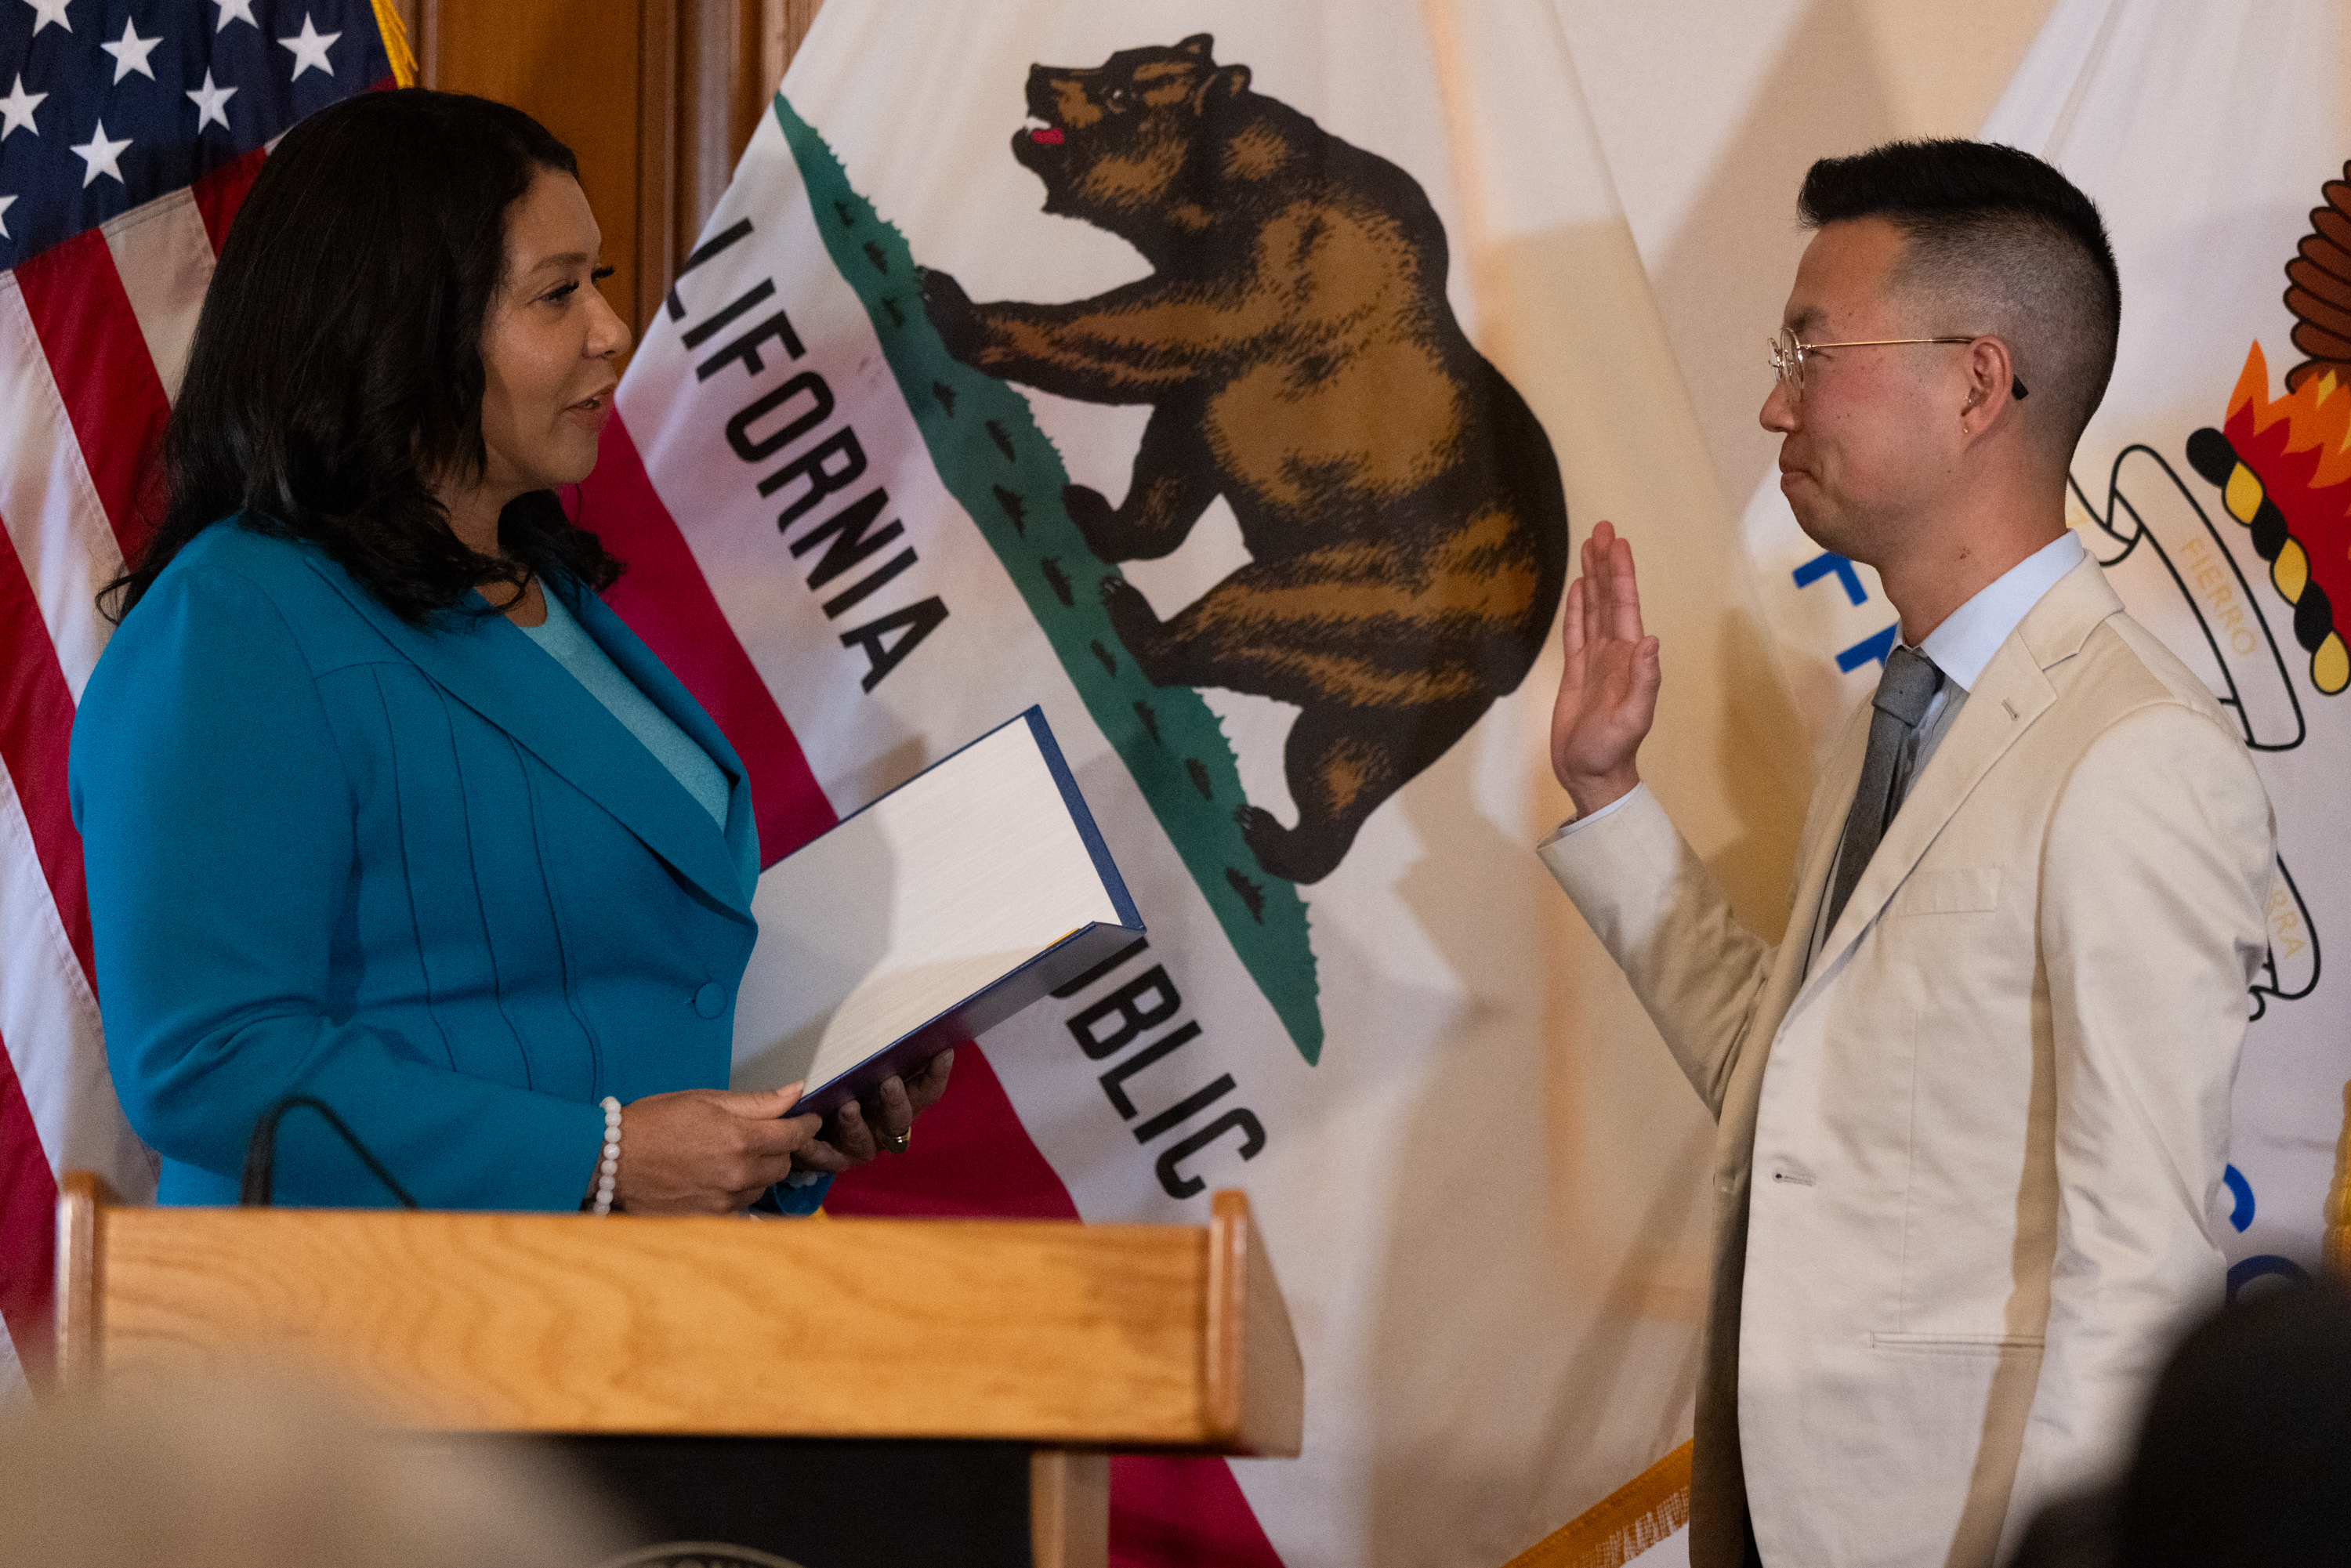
[{"xmin": 1549, "ymin": 520, "xmax": 1661, "ymax": 816}]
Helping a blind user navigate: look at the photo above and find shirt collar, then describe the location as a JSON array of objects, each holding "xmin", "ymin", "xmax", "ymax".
[{"xmin": 1914, "ymin": 531, "xmax": 2085, "ymax": 693}]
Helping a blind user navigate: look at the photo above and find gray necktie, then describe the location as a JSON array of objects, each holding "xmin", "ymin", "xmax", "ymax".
[{"xmin": 1822, "ymin": 646, "xmax": 1943, "ymax": 937}]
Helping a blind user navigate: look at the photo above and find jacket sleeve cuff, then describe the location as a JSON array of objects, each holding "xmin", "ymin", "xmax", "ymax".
[
  {"xmin": 1535, "ymin": 782, "xmax": 1648, "ymax": 850},
  {"xmin": 759, "ymin": 1172, "xmax": 833, "ymax": 1216}
]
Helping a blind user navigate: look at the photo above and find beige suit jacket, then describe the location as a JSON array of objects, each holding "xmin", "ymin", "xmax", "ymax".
[{"xmin": 1541, "ymin": 559, "xmax": 2274, "ymax": 1568}]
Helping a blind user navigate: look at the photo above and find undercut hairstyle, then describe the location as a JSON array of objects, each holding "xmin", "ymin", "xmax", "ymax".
[
  {"xmin": 104, "ymin": 89, "xmax": 624, "ymax": 624},
  {"xmin": 1799, "ymin": 139, "xmax": 2121, "ymax": 458}
]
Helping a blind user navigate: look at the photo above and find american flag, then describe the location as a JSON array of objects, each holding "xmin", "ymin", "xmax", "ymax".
[{"xmin": 0, "ymin": 0, "xmax": 403, "ymax": 1392}]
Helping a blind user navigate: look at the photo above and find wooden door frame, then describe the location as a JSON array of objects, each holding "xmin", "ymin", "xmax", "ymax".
[{"xmin": 390, "ymin": 0, "xmax": 823, "ymax": 339}]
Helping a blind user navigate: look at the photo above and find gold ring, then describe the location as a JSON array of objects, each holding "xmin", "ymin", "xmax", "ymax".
[{"xmin": 882, "ymin": 1129, "xmax": 911, "ymax": 1154}]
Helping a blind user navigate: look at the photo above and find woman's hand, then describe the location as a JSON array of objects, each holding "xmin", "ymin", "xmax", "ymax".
[
  {"xmin": 791, "ymin": 1049, "xmax": 958, "ymax": 1175},
  {"xmin": 609, "ymin": 1085, "xmax": 822, "ymax": 1215}
]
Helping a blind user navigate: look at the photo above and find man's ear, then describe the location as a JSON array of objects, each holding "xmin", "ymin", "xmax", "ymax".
[
  {"xmin": 1194, "ymin": 63, "xmax": 1250, "ymax": 114},
  {"xmin": 1960, "ymin": 335, "xmax": 2023, "ymax": 433}
]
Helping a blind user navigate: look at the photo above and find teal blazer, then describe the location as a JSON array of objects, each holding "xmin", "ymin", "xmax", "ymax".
[{"xmin": 71, "ymin": 520, "xmax": 769, "ymax": 1210}]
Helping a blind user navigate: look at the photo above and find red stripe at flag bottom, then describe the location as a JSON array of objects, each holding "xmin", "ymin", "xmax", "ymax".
[
  {"xmin": 824, "ymin": 1048, "xmax": 1288, "ymax": 1568},
  {"xmin": 0, "ymin": 1029, "xmax": 59, "ymax": 1378}
]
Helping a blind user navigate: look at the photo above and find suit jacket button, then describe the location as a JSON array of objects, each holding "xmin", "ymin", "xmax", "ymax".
[{"xmin": 693, "ymin": 982, "xmax": 726, "ymax": 1018}]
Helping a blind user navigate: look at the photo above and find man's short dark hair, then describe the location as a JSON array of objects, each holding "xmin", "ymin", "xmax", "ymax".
[{"xmin": 1799, "ymin": 139, "xmax": 2121, "ymax": 458}]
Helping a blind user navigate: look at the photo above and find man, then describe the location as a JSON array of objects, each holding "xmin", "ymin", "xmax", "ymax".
[{"xmin": 1540, "ymin": 140, "xmax": 2275, "ymax": 1568}]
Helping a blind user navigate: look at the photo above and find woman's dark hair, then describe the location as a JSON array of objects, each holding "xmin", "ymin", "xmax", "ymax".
[{"xmin": 104, "ymin": 89, "xmax": 624, "ymax": 622}]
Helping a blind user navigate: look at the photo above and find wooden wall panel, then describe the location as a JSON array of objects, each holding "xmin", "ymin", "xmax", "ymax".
[
  {"xmin": 634, "ymin": 0, "xmax": 679, "ymax": 332},
  {"xmin": 382, "ymin": 0, "xmax": 824, "ymax": 345},
  {"xmin": 679, "ymin": 0, "xmax": 768, "ymax": 254},
  {"xmin": 764, "ymin": 0, "xmax": 825, "ymax": 106},
  {"xmin": 403, "ymin": 0, "xmax": 662, "ymax": 341}
]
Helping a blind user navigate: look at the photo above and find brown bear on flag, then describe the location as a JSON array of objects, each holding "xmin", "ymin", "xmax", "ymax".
[{"xmin": 921, "ymin": 34, "xmax": 1569, "ymax": 885}]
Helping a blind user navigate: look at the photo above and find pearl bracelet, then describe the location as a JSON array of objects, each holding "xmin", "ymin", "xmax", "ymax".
[{"xmin": 592, "ymin": 1095, "xmax": 622, "ymax": 1216}]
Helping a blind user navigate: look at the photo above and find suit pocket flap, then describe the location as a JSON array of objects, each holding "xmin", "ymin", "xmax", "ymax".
[{"xmin": 1890, "ymin": 866, "xmax": 2001, "ymax": 917}]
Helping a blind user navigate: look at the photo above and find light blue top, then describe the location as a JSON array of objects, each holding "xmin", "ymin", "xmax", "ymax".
[{"xmin": 519, "ymin": 586, "xmax": 731, "ymax": 831}]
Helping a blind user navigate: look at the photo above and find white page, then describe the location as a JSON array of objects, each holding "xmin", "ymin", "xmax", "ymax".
[{"xmin": 731, "ymin": 719, "xmax": 1123, "ymax": 1093}]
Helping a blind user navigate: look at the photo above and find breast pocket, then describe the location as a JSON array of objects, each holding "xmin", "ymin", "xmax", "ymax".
[{"xmin": 1889, "ymin": 866, "xmax": 2000, "ymax": 918}]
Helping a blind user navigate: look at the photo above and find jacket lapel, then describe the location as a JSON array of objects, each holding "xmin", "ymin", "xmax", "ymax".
[
  {"xmin": 1782, "ymin": 703, "xmax": 1867, "ymax": 960},
  {"xmin": 311, "ymin": 558, "xmax": 755, "ymax": 922},
  {"xmin": 1799, "ymin": 556, "xmax": 2121, "ymax": 990}
]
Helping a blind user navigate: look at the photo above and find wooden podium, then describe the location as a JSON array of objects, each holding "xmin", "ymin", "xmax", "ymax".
[{"xmin": 54, "ymin": 1174, "xmax": 1302, "ymax": 1568}]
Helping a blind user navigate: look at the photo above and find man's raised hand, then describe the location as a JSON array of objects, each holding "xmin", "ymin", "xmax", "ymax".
[{"xmin": 1549, "ymin": 520, "xmax": 1661, "ymax": 817}]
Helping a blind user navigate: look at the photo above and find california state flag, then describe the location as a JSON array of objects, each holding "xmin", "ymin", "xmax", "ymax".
[
  {"xmin": 1741, "ymin": 0, "xmax": 2351, "ymax": 1299},
  {"xmin": 581, "ymin": 2, "xmax": 1806, "ymax": 1562}
]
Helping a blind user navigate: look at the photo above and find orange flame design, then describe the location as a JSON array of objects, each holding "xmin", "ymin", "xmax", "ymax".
[
  {"xmin": 2230, "ymin": 341, "xmax": 2351, "ymax": 491},
  {"xmin": 2212, "ymin": 341, "xmax": 2351, "ymax": 694}
]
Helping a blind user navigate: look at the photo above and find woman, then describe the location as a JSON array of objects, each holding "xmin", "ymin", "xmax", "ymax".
[{"xmin": 69, "ymin": 89, "xmax": 947, "ymax": 1214}]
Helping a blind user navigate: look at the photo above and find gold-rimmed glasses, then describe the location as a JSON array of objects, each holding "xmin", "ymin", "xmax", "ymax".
[{"xmin": 1768, "ymin": 327, "xmax": 2028, "ymax": 400}]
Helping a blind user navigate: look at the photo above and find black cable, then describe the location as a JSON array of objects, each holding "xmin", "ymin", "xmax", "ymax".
[{"xmin": 239, "ymin": 1095, "xmax": 421, "ymax": 1208}]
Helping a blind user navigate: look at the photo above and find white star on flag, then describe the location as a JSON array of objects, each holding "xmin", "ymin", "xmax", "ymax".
[
  {"xmin": 71, "ymin": 119, "xmax": 131, "ymax": 187},
  {"xmin": 0, "ymin": 74, "xmax": 45, "ymax": 140},
  {"xmin": 0, "ymin": 192, "xmax": 15, "ymax": 241},
  {"xmin": 100, "ymin": 17, "xmax": 164, "ymax": 84},
  {"xmin": 187, "ymin": 70, "xmax": 237, "ymax": 132},
  {"xmin": 20, "ymin": 0, "xmax": 71, "ymax": 37},
  {"xmin": 278, "ymin": 15, "xmax": 340, "ymax": 80},
  {"xmin": 212, "ymin": 0, "xmax": 258, "ymax": 29}
]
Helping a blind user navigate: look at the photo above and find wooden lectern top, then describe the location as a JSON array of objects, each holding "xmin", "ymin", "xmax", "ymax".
[{"xmin": 55, "ymin": 1175, "xmax": 1302, "ymax": 1456}]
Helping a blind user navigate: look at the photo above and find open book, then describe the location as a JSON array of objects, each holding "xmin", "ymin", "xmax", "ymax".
[{"xmin": 730, "ymin": 708, "xmax": 1144, "ymax": 1119}]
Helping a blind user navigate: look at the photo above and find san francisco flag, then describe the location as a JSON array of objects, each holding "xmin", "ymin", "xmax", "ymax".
[
  {"xmin": 1739, "ymin": 0, "xmax": 2351, "ymax": 1310},
  {"xmin": 581, "ymin": 1, "xmax": 1811, "ymax": 1562}
]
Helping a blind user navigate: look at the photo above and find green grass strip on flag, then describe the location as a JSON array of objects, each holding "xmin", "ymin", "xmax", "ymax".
[{"xmin": 772, "ymin": 93, "xmax": 1324, "ymax": 1064}]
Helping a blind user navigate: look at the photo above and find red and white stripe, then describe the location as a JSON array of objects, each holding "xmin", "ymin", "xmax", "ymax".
[{"xmin": 0, "ymin": 149, "xmax": 261, "ymax": 1385}]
